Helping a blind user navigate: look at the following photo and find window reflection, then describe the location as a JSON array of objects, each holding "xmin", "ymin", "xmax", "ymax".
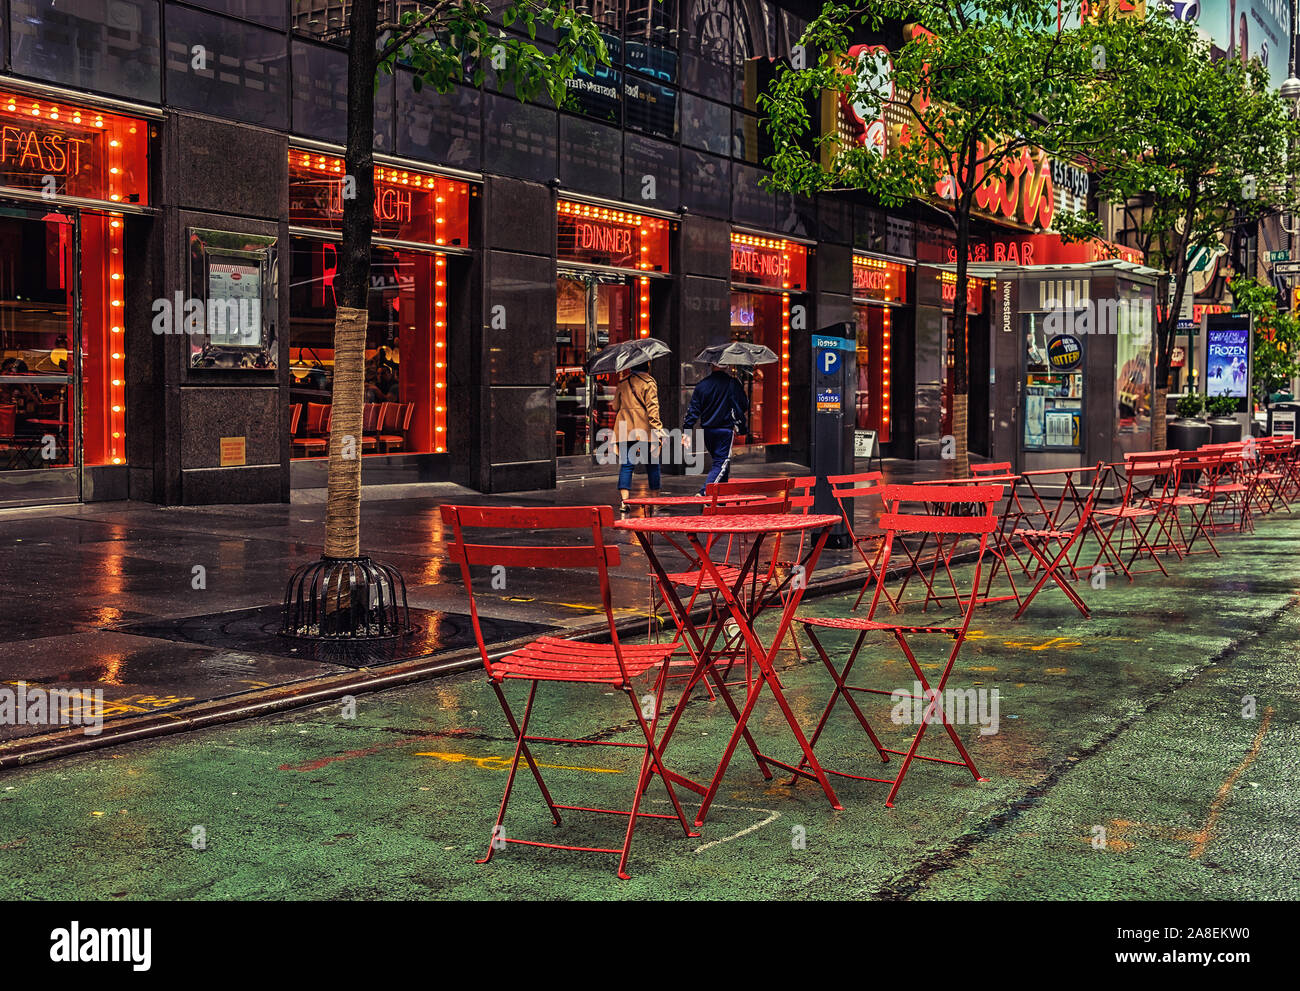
[
  {"xmin": 289, "ymin": 238, "xmax": 443, "ymax": 458},
  {"xmin": 11, "ymin": 0, "xmax": 162, "ymax": 103}
]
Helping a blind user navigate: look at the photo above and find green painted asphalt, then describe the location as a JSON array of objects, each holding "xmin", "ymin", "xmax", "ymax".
[{"xmin": 1, "ymin": 517, "xmax": 1297, "ymax": 900}]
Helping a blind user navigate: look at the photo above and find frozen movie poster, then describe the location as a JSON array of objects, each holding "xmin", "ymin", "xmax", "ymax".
[{"xmin": 1205, "ymin": 325, "xmax": 1251, "ymax": 398}]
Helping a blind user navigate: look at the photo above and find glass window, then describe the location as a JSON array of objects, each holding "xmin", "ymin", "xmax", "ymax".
[
  {"xmin": 10, "ymin": 0, "xmax": 162, "ymax": 103},
  {"xmin": 289, "ymin": 238, "xmax": 445, "ymax": 457},
  {"xmin": 185, "ymin": 0, "xmax": 287, "ymax": 29},
  {"xmin": 853, "ymin": 303, "xmax": 893, "ymax": 443},
  {"xmin": 291, "ymin": 39, "xmax": 347, "ymax": 143},
  {"xmin": 730, "ymin": 233, "xmax": 806, "ymax": 291},
  {"xmin": 681, "ymin": 93, "xmax": 729, "ymax": 154},
  {"xmin": 563, "ymin": 61, "xmax": 622, "ymax": 125},
  {"xmin": 733, "ymin": 0, "xmax": 779, "ymax": 108},
  {"xmin": 776, "ymin": 191, "xmax": 816, "ymax": 239},
  {"xmin": 731, "ymin": 163, "xmax": 773, "ymax": 229},
  {"xmin": 0, "ymin": 93, "xmax": 151, "ymax": 206},
  {"xmin": 483, "ymin": 93, "xmax": 557, "ymax": 183},
  {"xmin": 728, "ymin": 290, "xmax": 790, "ymax": 444},
  {"xmin": 0, "ymin": 210, "xmax": 77, "ymax": 472},
  {"xmin": 680, "ymin": 0, "xmax": 730, "ymax": 95},
  {"xmin": 165, "ymin": 6, "xmax": 288, "ymax": 128},
  {"xmin": 731, "ymin": 109, "xmax": 773, "ymax": 164},
  {"xmin": 559, "ymin": 116, "xmax": 622, "ymax": 199},
  {"xmin": 555, "ymin": 272, "xmax": 640, "ymax": 457},
  {"xmin": 625, "ymin": 79, "xmax": 677, "ymax": 141},
  {"xmin": 557, "ymin": 200, "xmax": 671, "ymax": 273},
  {"xmin": 625, "ymin": 0, "xmax": 679, "ymax": 85},
  {"xmin": 1023, "ymin": 312, "xmax": 1084, "ymax": 451},
  {"xmin": 395, "ymin": 71, "xmax": 480, "ymax": 171},
  {"xmin": 623, "ymin": 133, "xmax": 679, "ymax": 210},
  {"xmin": 291, "ymin": 0, "xmax": 346, "ymax": 43},
  {"xmin": 1116, "ymin": 280, "xmax": 1154, "ymax": 455},
  {"xmin": 289, "ymin": 153, "xmax": 475, "ymax": 249},
  {"xmin": 680, "ymin": 148, "xmax": 729, "ymax": 219}
]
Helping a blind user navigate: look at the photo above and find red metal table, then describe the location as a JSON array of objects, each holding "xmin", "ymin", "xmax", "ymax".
[
  {"xmin": 615, "ymin": 512, "xmax": 843, "ymax": 825},
  {"xmin": 623, "ymin": 493, "xmax": 764, "ymax": 510}
]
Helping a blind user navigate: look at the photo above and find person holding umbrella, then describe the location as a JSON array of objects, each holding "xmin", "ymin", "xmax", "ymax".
[
  {"xmin": 610, "ymin": 363, "xmax": 664, "ymax": 512},
  {"xmin": 587, "ymin": 337, "xmax": 671, "ymax": 513},
  {"xmin": 684, "ymin": 342, "xmax": 774, "ymax": 494}
]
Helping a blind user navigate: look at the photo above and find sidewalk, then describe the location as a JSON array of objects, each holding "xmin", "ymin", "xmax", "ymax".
[
  {"xmin": 0, "ymin": 458, "xmax": 949, "ymax": 763},
  {"xmin": 1, "ymin": 509, "xmax": 1296, "ymax": 899}
]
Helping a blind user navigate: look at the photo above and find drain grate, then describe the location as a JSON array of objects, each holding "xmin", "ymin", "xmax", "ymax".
[{"xmin": 117, "ymin": 605, "xmax": 555, "ymax": 670}]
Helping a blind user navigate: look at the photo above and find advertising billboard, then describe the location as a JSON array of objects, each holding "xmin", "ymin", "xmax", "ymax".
[
  {"xmin": 1168, "ymin": 0, "xmax": 1293, "ymax": 91},
  {"xmin": 1204, "ymin": 313, "xmax": 1252, "ymax": 399}
]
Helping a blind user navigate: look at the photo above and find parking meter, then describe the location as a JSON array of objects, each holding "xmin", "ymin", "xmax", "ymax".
[{"xmin": 810, "ymin": 321, "xmax": 857, "ymax": 548}]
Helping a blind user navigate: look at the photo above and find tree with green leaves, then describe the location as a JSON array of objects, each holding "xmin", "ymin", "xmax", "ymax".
[
  {"xmin": 1054, "ymin": 9, "xmax": 1300, "ymax": 448},
  {"xmin": 760, "ymin": 0, "xmax": 1093, "ymax": 476},
  {"xmin": 1227, "ymin": 274, "xmax": 1300, "ymax": 407},
  {"xmin": 289, "ymin": 1, "xmax": 606, "ymax": 634}
]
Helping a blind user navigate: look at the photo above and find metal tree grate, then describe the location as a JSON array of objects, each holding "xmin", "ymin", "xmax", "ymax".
[{"xmin": 281, "ymin": 555, "xmax": 413, "ymax": 640}]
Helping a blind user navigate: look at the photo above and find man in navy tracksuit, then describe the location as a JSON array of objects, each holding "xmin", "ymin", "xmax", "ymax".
[{"xmin": 683, "ymin": 364, "xmax": 749, "ymax": 494}]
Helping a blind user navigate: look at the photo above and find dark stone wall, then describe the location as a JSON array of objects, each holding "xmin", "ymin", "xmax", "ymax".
[
  {"xmin": 478, "ymin": 176, "xmax": 557, "ymax": 492},
  {"xmin": 138, "ymin": 113, "xmax": 289, "ymax": 506}
]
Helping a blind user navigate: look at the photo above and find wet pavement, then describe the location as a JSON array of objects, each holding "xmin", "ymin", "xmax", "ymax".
[
  {"xmin": 0, "ymin": 458, "xmax": 944, "ymax": 753},
  {"xmin": 0, "ymin": 503, "xmax": 1296, "ymax": 899}
]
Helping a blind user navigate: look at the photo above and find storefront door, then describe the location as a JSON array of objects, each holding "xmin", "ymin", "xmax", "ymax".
[
  {"xmin": 555, "ymin": 271, "xmax": 634, "ymax": 459},
  {"xmin": 0, "ymin": 205, "xmax": 80, "ymax": 506}
]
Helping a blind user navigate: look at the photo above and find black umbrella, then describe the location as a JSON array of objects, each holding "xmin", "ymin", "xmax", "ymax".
[
  {"xmin": 694, "ymin": 342, "xmax": 779, "ymax": 366},
  {"xmin": 586, "ymin": 337, "xmax": 670, "ymax": 375}
]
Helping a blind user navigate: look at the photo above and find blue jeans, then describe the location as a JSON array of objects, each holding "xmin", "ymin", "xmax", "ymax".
[
  {"xmin": 697, "ymin": 428, "xmax": 735, "ymax": 494},
  {"xmin": 618, "ymin": 440, "xmax": 661, "ymax": 491}
]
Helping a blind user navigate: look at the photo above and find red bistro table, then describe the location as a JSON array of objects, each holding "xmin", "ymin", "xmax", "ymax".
[{"xmin": 614, "ymin": 512, "xmax": 843, "ymax": 826}]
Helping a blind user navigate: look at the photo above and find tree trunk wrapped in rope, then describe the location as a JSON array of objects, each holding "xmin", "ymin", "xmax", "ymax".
[
  {"xmin": 280, "ymin": 0, "xmax": 409, "ymax": 641},
  {"xmin": 325, "ymin": 306, "xmax": 366, "ymax": 559}
]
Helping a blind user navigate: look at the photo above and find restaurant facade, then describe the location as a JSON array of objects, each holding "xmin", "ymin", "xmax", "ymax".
[{"xmin": 0, "ymin": 0, "xmax": 1141, "ymax": 507}]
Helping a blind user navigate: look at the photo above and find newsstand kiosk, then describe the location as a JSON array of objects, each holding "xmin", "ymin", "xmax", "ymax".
[{"xmin": 986, "ymin": 259, "xmax": 1163, "ymax": 474}]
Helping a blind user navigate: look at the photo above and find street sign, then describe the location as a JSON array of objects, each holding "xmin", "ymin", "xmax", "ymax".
[
  {"xmin": 1272, "ymin": 260, "xmax": 1300, "ymax": 275},
  {"xmin": 817, "ymin": 348, "xmax": 841, "ymax": 375},
  {"xmin": 1268, "ymin": 249, "xmax": 1290, "ymax": 262}
]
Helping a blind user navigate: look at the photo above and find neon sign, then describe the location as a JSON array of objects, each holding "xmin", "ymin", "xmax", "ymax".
[
  {"xmin": 556, "ymin": 201, "xmax": 671, "ymax": 273},
  {"xmin": 0, "ymin": 125, "xmax": 89, "ymax": 175},
  {"xmin": 730, "ymin": 233, "xmax": 807, "ymax": 290}
]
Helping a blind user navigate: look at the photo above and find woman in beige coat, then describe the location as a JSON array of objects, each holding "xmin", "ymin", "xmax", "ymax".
[{"xmin": 610, "ymin": 365, "xmax": 663, "ymax": 512}]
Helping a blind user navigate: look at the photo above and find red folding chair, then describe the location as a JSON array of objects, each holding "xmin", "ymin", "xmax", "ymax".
[
  {"xmin": 441, "ymin": 504, "xmax": 696, "ymax": 880},
  {"xmin": 1272, "ymin": 437, "xmax": 1300, "ymax": 502},
  {"xmin": 1013, "ymin": 464, "xmax": 1105, "ymax": 618},
  {"xmin": 1194, "ymin": 447, "xmax": 1256, "ymax": 536},
  {"xmin": 1091, "ymin": 451, "xmax": 1179, "ymax": 580},
  {"xmin": 1251, "ymin": 437, "xmax": 1294, "ymax": 516},
  {"xmin": 825, "ymin": 471, "xmax": 899, "ymax": 613},
  {"xmin": 1147, "ymin": 451, "xmax": 1219, "ymax": 558},
  {"xmin": 794, "ymin": 484, "xmax": 1001, "ymax": 807}
]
